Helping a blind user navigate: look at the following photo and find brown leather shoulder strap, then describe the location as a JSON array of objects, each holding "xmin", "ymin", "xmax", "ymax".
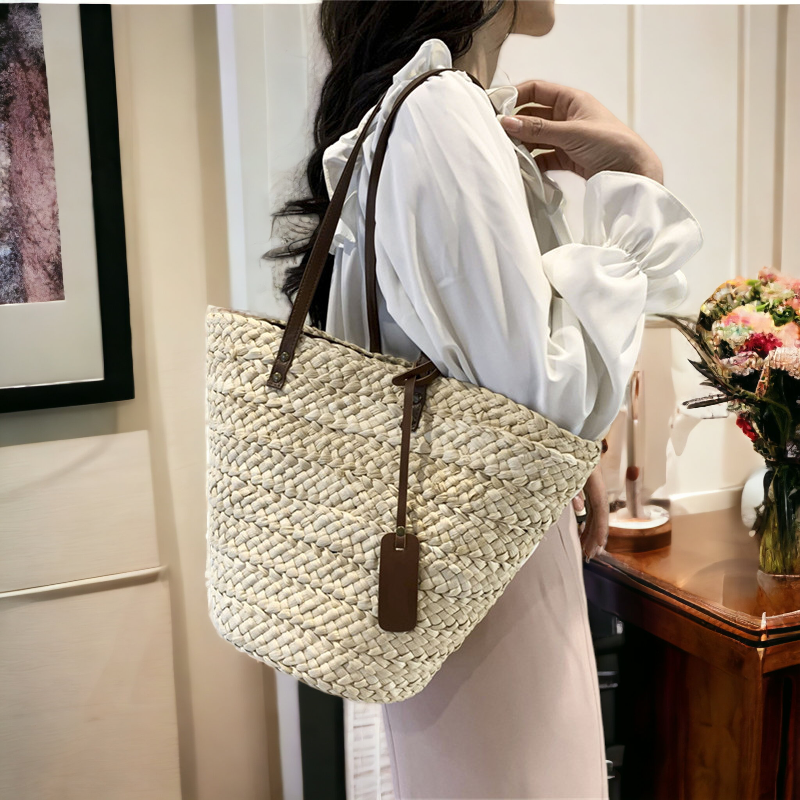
[
  {"xmin": 266, "ymin": 92, "xmax": 387, "ymax": 389},
  {"xmin": 364, "ymin": 68, "xmax": 484, "ymax": 353},
  {"xmin": 267, "ymin": 67, "xmax": 485, "ymax": 389}
]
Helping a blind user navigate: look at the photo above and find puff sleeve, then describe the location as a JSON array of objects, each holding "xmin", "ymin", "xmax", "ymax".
[{"xmin": 371, "ymin": 71, "xmax": 703, "ymax": 441}]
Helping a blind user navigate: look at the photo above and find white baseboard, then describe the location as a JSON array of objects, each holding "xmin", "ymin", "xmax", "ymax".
[{"xmin": 667, "ymin": 486, "xmax": 743, "ymax": 516}]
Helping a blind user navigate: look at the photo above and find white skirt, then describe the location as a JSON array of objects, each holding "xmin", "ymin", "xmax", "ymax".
[{"xmin": 380, "ymin": 504, "xmax": 609, "ymax": 800}]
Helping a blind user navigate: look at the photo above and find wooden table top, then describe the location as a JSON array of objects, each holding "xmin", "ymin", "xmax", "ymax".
[{"xmin": 584, "ymin": 506, "xmax": 800, "ymax": 676}]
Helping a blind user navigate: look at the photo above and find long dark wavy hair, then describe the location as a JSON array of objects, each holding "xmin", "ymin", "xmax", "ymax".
[{"xmin": 263, "ymin": 0, "xmax": 518, "ymax": 330}]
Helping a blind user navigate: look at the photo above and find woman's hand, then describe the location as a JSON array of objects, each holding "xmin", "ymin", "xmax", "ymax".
[
  {"xmin": 572, "ymin": 463, "xmax": 609, "ymax": 561},
  {"xmin": 499, "ymin": 79, "xmax": 663, "ymax": 184}
]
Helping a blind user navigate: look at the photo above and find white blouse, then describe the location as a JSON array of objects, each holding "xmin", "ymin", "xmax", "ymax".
[{"xmin": 321, "ymin": 38, "xmax": 703, "ymax": 441}]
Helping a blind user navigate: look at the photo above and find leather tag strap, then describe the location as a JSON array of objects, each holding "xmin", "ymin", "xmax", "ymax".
[
  {"xmin": 378, "ymin": 374, "xmax": 422, "ymax": 631},
  {"xmin": 379, "ymin": 355, "xmax": 442, "ymax": 631}
]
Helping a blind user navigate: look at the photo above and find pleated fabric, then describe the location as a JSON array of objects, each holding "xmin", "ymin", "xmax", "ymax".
[{"xmin": 380, "ymin": 504, "xmax": 609, "ymax": 800}]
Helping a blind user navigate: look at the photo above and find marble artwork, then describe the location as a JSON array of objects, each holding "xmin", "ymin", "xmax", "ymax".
[{"xmin": 0, "ymin": 3, "xmax": 64, "ymax": 305}]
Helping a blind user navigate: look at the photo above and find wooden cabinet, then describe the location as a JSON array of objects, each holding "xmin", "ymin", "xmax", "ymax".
[{"xmin": 585, "ymin": 506, "xmax": 800, "ymax": 800}]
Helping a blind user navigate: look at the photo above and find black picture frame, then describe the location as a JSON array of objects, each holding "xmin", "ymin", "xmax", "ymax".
[{"xmin": 0, "ymin": 4, "xmax": 133, "ymax": 414}]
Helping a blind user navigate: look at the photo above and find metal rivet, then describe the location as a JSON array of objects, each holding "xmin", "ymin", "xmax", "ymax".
[
  {"xmin": 270, "ymin": 371, "xmax": 283, "ymax": 384},
  {"xmin": 412, "ymin": 392, "xmax": 422, "ymax": 404},
  {"xmin": 278, "ymin": 351, "xmax": 289, "ymax": 362},
  {"xmin": 394, "ymin": 525, "xmax": 406, "ymax": 551}
]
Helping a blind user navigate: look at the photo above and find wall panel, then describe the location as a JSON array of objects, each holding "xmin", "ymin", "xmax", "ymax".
[
  {"xmin": 740, "ymin": 5, "xmax": 780, "ymax": 276},
  {"xmin": 783, "ymin": 6, "xmax": 800, "ymax": 270},
  {"xmin": 637, "ymin": 5, "xmax": 739, "ymax": 313},
  {"xmin": 0, "ymin": 579, "xmax": 181, "ymax": 800},
  {"xmin": 0, "ymin": 432, "xmax": 159, "ymax": 593}
]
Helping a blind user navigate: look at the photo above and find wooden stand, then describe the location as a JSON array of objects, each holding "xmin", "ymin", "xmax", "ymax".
[{"xmin": 606, "ymin": 504, "xmax": 672, "ymax": 554}]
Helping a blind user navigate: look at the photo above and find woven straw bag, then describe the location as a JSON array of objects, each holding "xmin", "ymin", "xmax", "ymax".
[{"xmin": 205, "ymin": 68, "xmax": 602, "ymax": 704}]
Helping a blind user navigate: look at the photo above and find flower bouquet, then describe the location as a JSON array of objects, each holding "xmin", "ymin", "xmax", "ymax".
[{"xmin": 660, "ymin": 267, "xmax": 800, "ymax": 578}]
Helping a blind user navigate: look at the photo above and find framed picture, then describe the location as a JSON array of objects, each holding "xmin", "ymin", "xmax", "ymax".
[{"xmin": 0, "ymin": 3, "xmax": 133, "ymax": 413}]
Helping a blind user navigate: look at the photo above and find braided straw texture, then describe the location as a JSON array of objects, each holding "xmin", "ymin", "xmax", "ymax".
[{"xmin": 206, "ymin": 307, "xmax": 602, "ymax": 703}]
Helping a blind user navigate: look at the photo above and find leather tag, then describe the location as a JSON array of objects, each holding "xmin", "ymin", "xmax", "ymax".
[{"xmin": 378, "ymin": 531, "xmax": 419, "ymax": 631}]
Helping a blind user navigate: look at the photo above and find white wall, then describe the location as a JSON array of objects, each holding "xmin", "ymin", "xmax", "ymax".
[
  {"xmin": 1, "ymin": 7, "xmax": 281, "ymax": 800},
  {"xmin": 217, "ymin": 2, "xmax": 322, "ymax": 320}
]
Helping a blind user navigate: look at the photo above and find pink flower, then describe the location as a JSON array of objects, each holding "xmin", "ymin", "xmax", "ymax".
[
  {"xmin": 758, "ymin": 266, "xmax": 781, "ymax": 283},
  {"xmin": 715, "ymin": 307, "xmax": 800, "ymax": 350},
  {"xmin": 777, "ymin": 321, "xmax": 800, "ymax": 348},
  {"xmin": 758, "ymin": 266, "xmax": 800, "ymax": 294},
  {"xmin": 721, "ymin": 351, "xmax": 762, "ymax": 375},
  {"xmin": 723, "ymin": 307, "xmax": 777, "ymax": 333}
]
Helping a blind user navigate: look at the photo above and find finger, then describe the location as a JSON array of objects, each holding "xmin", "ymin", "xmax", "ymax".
[
  {"xmin": 583, "ymin": 514, "xmax": 608, "ymax": 558},
  {"xmin": 583, "ymin": 466, "xmax": 609, "ymax": 529},
  {"xmin": 598, "ymin": 528, "xmax": 609, "ymax": 550},
  {"xmin": 585, "ymin": 464, "xmax": 608, "ymax": 506},
  {"xmin": 578, "ymin": 519, "xmax": 590, "ymax": 545},
  {"xmin": 515, "ymin": 104, "xmax": 554, "ymax": 121},
  {"xmin": 584, "ymin": 524, "xmax": 608, "ymax": 558},
  {"xmin": 499, "ymin": 115, "xmax": 578, "ymax": 148},
  {"xmin": 572, "ymin": 492, "xmax": 585, "ymax": 513},
  {"xmin": 514, "ymin": 78, "xmax": 585, "ymax": 109},
  {"xmin": 533, "ymin": 148, "xmax": 577, "ymax": 173}
]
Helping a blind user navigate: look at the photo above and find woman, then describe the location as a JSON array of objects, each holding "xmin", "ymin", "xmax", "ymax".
[{"xmin": 268, "ymin": 2, "xmax": 703, "ymax": 797}]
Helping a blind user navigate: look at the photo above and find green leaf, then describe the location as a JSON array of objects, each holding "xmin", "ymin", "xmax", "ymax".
[{"xmin": 772, "ymin": 306, "xmax": 796, "ymax": 327}]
